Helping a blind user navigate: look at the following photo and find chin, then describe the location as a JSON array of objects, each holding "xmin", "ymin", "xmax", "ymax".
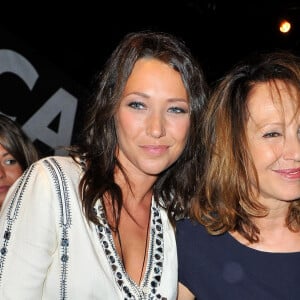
[
  {"xmin": 281, "ymin": 196, "xmax": 300, "ymax": 202},
  {"xmin": 143, "ymin": 167, "xmax": 166, "ymax": 176}
]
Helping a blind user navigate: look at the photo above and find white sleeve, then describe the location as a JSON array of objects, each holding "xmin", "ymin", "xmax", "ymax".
[{"xmin": 0, "ymin": 158, "xmax": 59, "ymax": 299}]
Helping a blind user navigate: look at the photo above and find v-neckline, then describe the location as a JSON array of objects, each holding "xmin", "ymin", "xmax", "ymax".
[{"xmin": 94, "ymin": 198, "xmax": 165, "ymax": 298}]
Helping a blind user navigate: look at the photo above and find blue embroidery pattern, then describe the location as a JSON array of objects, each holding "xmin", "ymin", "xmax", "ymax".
[
  {"xmin": 45, "ymin": 158, "xmax": 72, "ymax": 300},
  {"xmin": 95, "ymin": 200, "xmax": 165, "ymax": 300},
  {"xmin": 0, "ymin": 157, "xmax": 169, "ymax": 299},
  {"xmin": 0, "ymin": 165, "xmax": 34, "ymax": 284},
  {"xmin": 0, "ymin": 158, "xmax": 72, "ymax": 300}
]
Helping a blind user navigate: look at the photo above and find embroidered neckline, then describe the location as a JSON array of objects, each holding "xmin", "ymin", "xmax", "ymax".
[{"xmin": 95, "ymin": 198, "xmax": 164, "ymax": 299}]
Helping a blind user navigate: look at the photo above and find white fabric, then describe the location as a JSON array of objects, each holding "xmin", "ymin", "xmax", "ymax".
[{"xmin": 0, "ymin": 156, "xmax": 177, "ymax": 299}]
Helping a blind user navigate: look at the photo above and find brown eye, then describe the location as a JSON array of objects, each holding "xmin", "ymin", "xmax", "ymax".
[
  {"xmin": 4, "ymin": 158, "xmax": 18, "ymax": 166},
  {"xmin": 263, "ymin": 132, "xmax": 281, "ymax": 138}
]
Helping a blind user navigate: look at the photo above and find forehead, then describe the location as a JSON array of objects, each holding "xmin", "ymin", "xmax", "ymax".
[
  {"xmin": 127, "ymin": 58, "xmax": 177, "ymax": 81},
  {"xmin": 123, "ymin": 57, "xmax": 187, "ymax": 98},
  {"xmin": 247, "ymin": 80, "xmax": 299, "ymax": 119},
  {"xmin": 0, "ymin": 143, "xmax": 8, "ymax": 154}
]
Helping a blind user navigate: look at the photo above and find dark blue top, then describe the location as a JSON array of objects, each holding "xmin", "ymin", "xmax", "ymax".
[{"xmin": 176, "ymin": 218, "xmax": 300, "ymax": 300}]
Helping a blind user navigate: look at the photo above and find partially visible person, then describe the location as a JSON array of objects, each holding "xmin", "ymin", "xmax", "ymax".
[
  {"xmin": 176, "ymin": 50, "xmax": 300, "ymax": 300},
  {"xmin": 0, "ymin": 31, "xmax": 207, "ymax": 299},
  {"xmin": 0, "ymin": 114, "xmax": 39, "ymax": 207}
]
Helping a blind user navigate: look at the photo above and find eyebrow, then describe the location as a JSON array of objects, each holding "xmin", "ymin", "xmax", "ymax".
[
  {"xmin": 252, "ymin": 122, "xmax": 285, "ymax": 132},
  {"xmin": 123, "ymin": 92, "xmax": 188, "ymax": 103},
  {"xmin": 123, "ymin": 91, "xmax": 149, "ymax": 98},
  {"xmin": 0, "ymin": 151, "xmax": 10, "ymax": 158},
  {"xmin": 167, "ymin": 98, "xmax": 188, "ymax": 103}
]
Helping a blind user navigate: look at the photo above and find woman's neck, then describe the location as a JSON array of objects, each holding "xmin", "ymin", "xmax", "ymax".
[{"xmin": 231, "ymin": 212, "xmax": 300, "ymax": 253}]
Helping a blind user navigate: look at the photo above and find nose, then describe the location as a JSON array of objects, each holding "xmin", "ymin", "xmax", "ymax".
[
  {"xmin": 282, "ymin": 135, "xmax": 300, "ymax": 161},
  {"xmin": 146, "ymin": 111, "xmax": 166, "ymax": 138}
]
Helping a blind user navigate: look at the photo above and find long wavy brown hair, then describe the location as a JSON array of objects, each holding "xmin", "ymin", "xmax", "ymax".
[
  {"xmin": 70, "ymin": 31, "xmax": 208, "ymax": 229},
  {"xmin": 190, "ymin": 50, "xmax": 300, "ymax": 243}
]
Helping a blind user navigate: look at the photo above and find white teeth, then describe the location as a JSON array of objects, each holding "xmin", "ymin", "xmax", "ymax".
[{"xmin": 289, "ymin": 171, "xmax": 300, "ymax": 175}]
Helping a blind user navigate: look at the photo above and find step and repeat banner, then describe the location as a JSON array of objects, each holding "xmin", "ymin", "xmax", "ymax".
[{"xmin": 0, "ymin": 27, "xmax": 88, "ymax": 156}]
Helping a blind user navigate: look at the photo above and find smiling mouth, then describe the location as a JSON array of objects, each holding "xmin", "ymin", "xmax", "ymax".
[
  {"xmin": 140, "ymin": 145, "xmax": 169, "ymax": 155},
  {"xmin": 274, "ymin": 168, "xmax": 300, "ymax": 179},
  {"xmin": 276, "ymin": 168, "xmax": 300, "ymax": 174}
]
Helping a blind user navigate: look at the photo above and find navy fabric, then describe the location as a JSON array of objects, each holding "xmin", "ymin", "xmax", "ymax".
[{"xmin": 176, "ymin": 218, "xmax": 300, "ymax": 300}]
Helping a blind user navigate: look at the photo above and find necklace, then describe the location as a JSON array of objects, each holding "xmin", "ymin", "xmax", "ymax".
[{"xmin": 117, "ymin": 206, "xmax": 151, "ymax": 285}]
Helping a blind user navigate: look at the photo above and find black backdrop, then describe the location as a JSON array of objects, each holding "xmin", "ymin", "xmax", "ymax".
[
  {"xmin": 0, "ymin": 0, "xmax": 299, "ymax": 156},
  {"xmin": 0, "ymin": 27, "xmax": 87, "ymax": 156}
]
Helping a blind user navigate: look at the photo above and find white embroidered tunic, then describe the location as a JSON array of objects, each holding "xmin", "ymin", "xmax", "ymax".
[{"xmin": 0, "ymin": 156, "xmax": 177, "ymax": 299}]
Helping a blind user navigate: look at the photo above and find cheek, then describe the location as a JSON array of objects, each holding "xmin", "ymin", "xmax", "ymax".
[
  {"xmin": 250, "ymin": 145, "xmax": 281, "ymax": 174},
  {"xmin": 116, "ymin": 120, "xmax": 140, "ymax": 142},
  {"xmin": 115, "ymin": 112, "xmax": 142, "ymax": 135},
  {"xmin": 170, "ymin": 120, "xmax": 190, "ymax": 141},
  {"xmin": 7, "ymin": 166, "xmax": 23, "ymax": 183}
]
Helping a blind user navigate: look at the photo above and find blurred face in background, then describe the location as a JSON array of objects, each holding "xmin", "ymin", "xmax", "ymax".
[{"xmin": 0, "ymin": 143, "xmax": 23, "ymax": 207}]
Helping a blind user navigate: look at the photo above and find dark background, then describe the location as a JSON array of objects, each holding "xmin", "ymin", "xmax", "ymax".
[
  {"xmin": 1, "ymin": 0, "xmax": 299, "ymax": 88},
  {"xmin": 0, "ymin": 0, "xmax": 299, "ymax": 156}
]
